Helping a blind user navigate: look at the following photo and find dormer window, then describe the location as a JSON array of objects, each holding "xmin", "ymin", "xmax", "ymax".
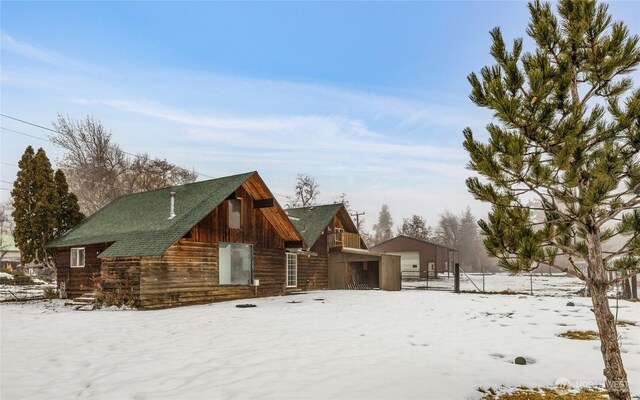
[{"xmin": 228, "ymin": 199, "xmax": 241, "ymax": 229}]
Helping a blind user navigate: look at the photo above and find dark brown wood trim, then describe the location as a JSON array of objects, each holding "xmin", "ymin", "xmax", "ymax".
[{"xmin": 253, "ymin": 198, "xmax": 274, "ymax": 208}]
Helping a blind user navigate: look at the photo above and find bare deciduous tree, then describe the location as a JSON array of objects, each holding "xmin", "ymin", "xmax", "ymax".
[
  {"xmin": 51, "ymin": 115, "xmax": 197, "ymax": 215},
  {"xmin": 287, "ymin": 174, "xmax": 320, "ymax": 208},
  {"xmin": 436, "ymin": 210, "xmax": 461, "ymax": 249}
]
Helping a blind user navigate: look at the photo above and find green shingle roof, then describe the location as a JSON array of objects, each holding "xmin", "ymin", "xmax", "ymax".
[
  {"xmin": 47, "ymin": 172, "xmax": 254, "ymax": 258},
  {"xmin": 285, "ymin": 203, "xmax": 344, "ymax": 247}
]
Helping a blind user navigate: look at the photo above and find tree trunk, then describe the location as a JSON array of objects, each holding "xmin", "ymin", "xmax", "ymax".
[
  {"xmin": 589, "ymin": 282, "xmax": 630, "ymax": 400},
  {"xmin": 587, "ymin": 232, "xmax": 631, "ymax": 400}
]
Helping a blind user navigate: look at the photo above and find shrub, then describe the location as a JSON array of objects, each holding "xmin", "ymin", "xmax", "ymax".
[{"xmin": 42, "ymin": 286, "xmax": 58, "ymax": 299}]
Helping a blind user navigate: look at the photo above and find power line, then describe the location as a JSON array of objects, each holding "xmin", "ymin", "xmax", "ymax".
[
  {"xmin": 1, "ymin": 114, "xmax": 291, "ymax": 201},
  {"xmin": 1, "ymin": 114, "xmax": 215, "ymax": 179},
  {"xmin": 3, "ymin": 158, "xmax": 289, "ymax": 200},
  {"xmin": 1, "ymin": 126, "xmax": 50, "ymax": 142}
]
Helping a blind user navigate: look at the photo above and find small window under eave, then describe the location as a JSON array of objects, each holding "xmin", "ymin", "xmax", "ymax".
[{"xmin": 228, "ymin": 199, "xmax": 241, "ymax": 229}]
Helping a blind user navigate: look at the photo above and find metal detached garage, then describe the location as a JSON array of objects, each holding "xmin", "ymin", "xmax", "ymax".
[{"xmin": 369, "ymin": 235, "xmax": 454, "ymax": 279}]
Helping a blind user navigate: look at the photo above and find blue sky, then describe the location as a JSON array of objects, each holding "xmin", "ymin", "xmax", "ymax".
[{"xmin": 1, "ymin": 1, "xmax": 639, "ymax": 231}]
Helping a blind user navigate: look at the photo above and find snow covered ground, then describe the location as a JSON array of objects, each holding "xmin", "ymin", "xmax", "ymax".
[
  {"xmin": 1, "ymin": 279, "xmax": 639, "ymax": 399},
  {"xmin": 0, "ymin": 281, "xmax": 55, "ymax": 301},
  {"xmin": 403, "ymin": 272, "xmax": 588, "ymax": 296}
]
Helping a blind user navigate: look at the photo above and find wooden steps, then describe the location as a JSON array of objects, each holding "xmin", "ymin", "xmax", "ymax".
[{"xmin": 65, "ymin": 292, "xmax": 97, "ymax": 310}]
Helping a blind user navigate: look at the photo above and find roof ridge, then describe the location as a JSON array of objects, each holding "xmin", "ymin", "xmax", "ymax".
[
  {"xmin": 373, "ymin": 234, "xmax": 453, "ymax": 249},
  {"xmin": 286, "ymin": 203, "xmax": 343, "ymax": 212},
  {"xmin": 110, "ymin": 171, "xmax": 255, "ymax": 200},
  {"xmin": 165, "ymin": 172, "xmax": 254, "ymax": 241},
  {"xmin": 46, "ymin": 171, "xmax": 256, "ymax": 254}
]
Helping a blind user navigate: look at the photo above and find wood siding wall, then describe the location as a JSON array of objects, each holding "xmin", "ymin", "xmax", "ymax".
[
  {"xmin": 100, "ymin": 257, "xmax": 142, "ymax": 306},
  {"xmin": 188, "ymin": 186, "xmax": 285, "ymax": 249},
  {"xmin": 291, "ymin": 228, "xmax": 329, "ymax": 291},
  {"xmin": 55, "ymin": 243, "xmax": 110, "ymax": 298},
  {"xmin": 380, "ymin": 255, "xmax": 401, "ymax": 291},
  {"xmin": 138, "ymin": 239, "xmax": 289, "ymax": 309},
  {"xmin": 137, "ymin": 185, "xmax": 299, "ymax": 308}
]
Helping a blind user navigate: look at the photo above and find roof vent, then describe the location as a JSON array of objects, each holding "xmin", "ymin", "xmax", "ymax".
[{"xmin": 168, "ymin": 192, "xmax": 176, "ymax": 219}]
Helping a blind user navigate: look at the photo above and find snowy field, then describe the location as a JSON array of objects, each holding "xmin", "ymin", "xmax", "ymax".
[
  {"xmin": 1, "ymin": 281, "xmax": 639, "ymax": 399},
  {"xmin": 0, "ymin": 272, "xmax": 53, "ymax": 302}
]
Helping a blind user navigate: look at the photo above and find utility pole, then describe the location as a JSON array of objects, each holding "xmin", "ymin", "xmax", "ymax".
[{"xmin": 351, "ymin": 211, "xmax": 365, "ymax": 231}]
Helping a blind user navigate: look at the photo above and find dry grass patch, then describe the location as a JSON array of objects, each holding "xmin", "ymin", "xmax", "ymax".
[
  {"xmin": 460, "ymin": 289, "xmax": 527, "ymax": 295},
  {"xmin": 616, "ymin": 320, "xmax": 637, "ymax": 327},
  {"xmin": 480, "ymin": 387, "xmax": 607, "ymax": 399},
  {"xmin": 558, "ymin": 330, "xmax": 600, "ymax": 340}
]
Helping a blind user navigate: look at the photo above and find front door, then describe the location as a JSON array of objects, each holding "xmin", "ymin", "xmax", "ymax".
[{"xmin": 428, "ymin": 262, "xmax": 436, "ymax": 278}]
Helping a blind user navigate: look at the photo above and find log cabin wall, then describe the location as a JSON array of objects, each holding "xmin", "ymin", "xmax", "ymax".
[
  {"xmin": 99, "ymin": 257, "xmax": 142, "ymax": 307},
  {"xmin": 138, "ymin": 186, "xmax": 291, "ymax": 309},
  {"xmin": 296, "ymin": 231, "xmax": 329, "ymax": 290},
  {"xmin": 55, "ymin": 243, "xmax": 111, "ymax": 298}
]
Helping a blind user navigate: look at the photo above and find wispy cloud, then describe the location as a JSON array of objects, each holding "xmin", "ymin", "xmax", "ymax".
[
  {"xmin": 72, "ymin": 97, "xmax": 468, "ymax": 162},
  {"xmin": 2, "ymin": 33, "xmax": 483, "ymax": 226},
  {"xmin": 1, "ymin": 32, "xmax": 91, "ymax": 72}
]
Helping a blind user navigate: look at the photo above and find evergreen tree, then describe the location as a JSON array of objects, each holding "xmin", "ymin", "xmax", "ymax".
[
  {"xmin": 398, "ymin": 215, "xmax": 433, "ymax": 242},
  {"xmin": 463, "ymin": 1, "xmax": 639, "ymax": 398},
  {"xmin": 54, "ymin": 169, "xmax": 85, "ymax": 235},
  {"xmin": 11, "ymin": 147, "xmax": 59, "ymax": 268},
  {"xmin": 458, "ymin": 208, "xmax": 482, "ymax": 269},
  {"xmin": 372, "ymin": 204, "xmax": 393, "ymax": 245}
]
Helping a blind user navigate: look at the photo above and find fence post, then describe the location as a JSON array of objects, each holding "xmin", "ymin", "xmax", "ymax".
[
  {"xmin": 530, "ymin": 272, "xmax": 533, "ymax": 296},
  {"xmin": 454, "ymin": 263, "xmax": 460, "ymax": 293}
]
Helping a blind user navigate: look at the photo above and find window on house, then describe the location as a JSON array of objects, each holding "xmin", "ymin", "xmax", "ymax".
[
  {"xmin": 286, "ymin": 253, "xmax": 297, "ymax": 287},
  {"xmin": 228, "ymin": 199, "xmax": 241, "ymax": 229},
  {"xmin": 219, "ymin": 243, "xmax": 252, "ymax": 285},
  {"xmin": 70, "ymin": 248, "xmax": 85, "ymax": 268}
]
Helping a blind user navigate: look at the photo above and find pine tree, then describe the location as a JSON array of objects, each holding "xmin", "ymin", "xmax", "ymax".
[
  {"xmin": 372, "ymin": 204, "xmax": 393, "ymax": 245},
  {"xmin": 463, "ymin": 1, "xmax": 639, "ymax": 398},
  {"xmin": 54, "ymin": 169, "xmax": 85, "ymax": 234},
  {"xmin": 459, "ymin": 208, "xmax": 481, "ymax": 270},
  {"xmin": 398, "ymin": 215, "xmax": 433, "ymax": 242},
  {"xmin": 11, "ymin": 147, "xmax": 60, "ymax": 268}
]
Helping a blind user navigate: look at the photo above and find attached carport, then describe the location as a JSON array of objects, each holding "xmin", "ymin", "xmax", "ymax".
[{"xmin": 328, "ymin": 248, "xmax": 401, "ymax": 291}]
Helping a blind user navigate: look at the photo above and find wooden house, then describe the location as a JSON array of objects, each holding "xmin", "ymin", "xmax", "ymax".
[
  {"xmin": 0, "ymin": 234, "xmax": 21, "ymax": 272},
  {"xmin": 47, "ymin": 172, "xmax": 305, "ymax": 308},
  {"xmin": 370, "ymin": 235, "xmax": 453, "ymax": 279},
  {"xmin": 47, "ymin": 172, "xmax": 400, "ymax": 309},
  {"xmin": 286, "ymin": 204, "xmax": 401, "ymax": 291}
]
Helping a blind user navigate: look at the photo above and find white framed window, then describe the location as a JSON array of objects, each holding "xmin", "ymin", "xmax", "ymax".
[
  {"xmin": 70, "ymin": 247, "xmax": 85, "ymax": 268},
  {"xmin": 219, "ymin": 243, "xmax": 252, "ymax": 285},
  {"xmin": 286, "ymin": 253, "xmax": 297, "ymax": 287}
]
